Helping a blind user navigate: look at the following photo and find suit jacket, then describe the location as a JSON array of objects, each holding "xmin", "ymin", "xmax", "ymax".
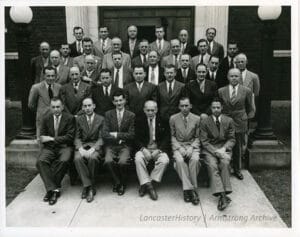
[
  {"xmin": 191, "ymin": 53, "xmax": 211, "ymax": 71},
  {"xmin": 182, "ymin": 43, "xmax": 198, "ymax": 58},
  {"xmin": 103, "ymin": 109, "xmax": 135, "ymax": 146},
  {"xmin": 200, "ymin": 115, "xmax": 235, "ymax": 155},
  {"xmin": 144, "ymin": 65, "xmax": 165, "ymax": 85},
  {"xmin": 218, "ymin": 85, "xmax": 254, "ymax": 133},
  {"xmin": 59, "ymin": 81, "xmax": 91, "ymax": 115},
  {"xmin": 207, "ymin": 40, "xmax": 224, "ymax": 60},
  {"xmin": 124, "ymin": 81, "xmax": 157, "ymax": 118},
  {"xmin": 205, "ymin": 70, "xmax": 226, "ymax": 89},
  {"xmin": 74, "ymin": 113, "xmax": 104, "ymax": 151},
  {"xmin": 102, "ymin": 52, "xmax": 131, "ymax": 71},
  {"xmin": 131, "ymin": 54, "xmax": 149, "ymax": 68},
  {"xmin": 161, "ymin": 54, "xmax": 182, "ymax": 69},
  {"xmin": 170, "ymin": 112, "xmax": 200, "ymax": 151},
  {"xmin": 73, "ymin": 54, "xmax": 102, "ymax": 73},
  {"xmin": 149, "ymin": 40, "xmax": 171, "ymax": 58},
  {"xmin": 122, "ymin": 39, "xmax": 140, "ymax": 58},
  {"xmin": 185, "ymin": 79, "xmax": 217, "ymax": 115},
  {"xmin": 81, "ymin": 70, "xmax": 101, "ymax": 86},
  {"xmin": 94, "ymin": 38, "xmax": 112, "ymax": 55},
  {"xmin": 241, "ymin": 70, "xmax": 260, "ymax": 96},
  {"xmin": 218, "ymin": 56, "xmax": 235, "ymax": 88},
  {"xmin": 30, "ymin": 55, "xmax": 51, "ymax": 83},
  {"xmin": 69, "ymin": 41, "xmax": 82, "ymax": 58},
  {"xmin": 135, "ymin": 114, "xmax": 167, "ymax": 151},
  {"xmin": 60, "ymin": 56, "xmax": 74, "ymax": 68},
  {"xmin": 111, "ymin": 67, "xmax": 133, "ymax": 88},
  {"xmin": 91, "ymin": 84, "xmax": 119, "ymax": 116},
  {"xmin": 28, "ymin": 81, "xmax": 61, "ymax": 123},
  {"xmin": 176, "ymin": 67, "xmax": 196, "ymax": 84},
  {"xmin": 157, "ymin": 80, "xmax": 185, "ymax": 122},
  {"xmin": 55, "ymin": 65, "xmax": 70, "ymax": 85},
  {"xmin": 40, "ymin": 111, "xmax": 75, "ymax": 149}
]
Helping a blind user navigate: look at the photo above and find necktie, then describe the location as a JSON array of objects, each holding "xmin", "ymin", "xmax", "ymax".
[
  {"xmin": 142, "ymin": 55, "xmax": 146, "ymax": 65},
  {"xmin": 117, "ymin": 111, "xmax": 122, "ymax": 131},
  {"xmin": 87, "ymin": 116, "xmax": 92, "ymax": 129},
  {"xmin": 168, "ymin": 82, "xmax": 173, "ymax": 97},
  {"xmin": 137, "ymin": 83, "xmax": 142, "ymax": 92},
  {"xmin": 199, "ymin": 80, "xmax": 204, "ymax": 93},
  {"xmin": 150, "ymin": 67, "xmax": 155, "ymax": 84},
  {"xmin": 77, "ymin": 41, "xmax": 81, "ymax": 53},
  {"xmin": 74, "ymin": 82, "xmax": 78, "ymax": 94},
  {"xmin": 48, "ymin": 84, "xmax": 53, "ymax": 99},
  {"xmin": 231, "ymin": 86, "xmax": 237, "ymax": 103},
  {"xmin": 102, "ymin": 39, "xmax": 106, "ymax": 52},
  {"xmin": 211, "ymin": 72, "xmax": 215, "ymax": 81},
  {"xmin": 183, "ymin": 116, "xmax": 188, "ymax": 128},
  {"xmin": 229, "ymin": 57, "xmax": 234, "ymax": 68},
  {"xmin": 181, "ymin": 43, "xmax": 185, "ymax": 54},
  {"xmin": 210, "ymin": 42, "xmax": 213, "ymax": 53},
  {"xmin": 216, "ymin": 117, "xmax": 220, "ymax": 131},
  {"xmin": 183, "ymin": 68, "xmax": 187, "ymax": 80},
  {"xmin": 158, "ymin": 40, "xmax": 161, "ymax": 51},
  {"xmin": 200, "ymin": 55, "xmax": 204, "ymax": 64},
  {"xmin": 54, "ymin": 115, "xmax": 59, "ymax": 138},
  {"xmin": 149, "ymin": 118, "xmax": 154, "ymax": 145},
  {"xmin": 105, "ymin": 86, "xmax": 109, "ymax": 96},
  {"xmin": 130, "ymin": 41, "xmax": 134, "ymax": 57},
  {"xmin": 115, "ymin": 69, "xmax": 119, "ymax": 87}
]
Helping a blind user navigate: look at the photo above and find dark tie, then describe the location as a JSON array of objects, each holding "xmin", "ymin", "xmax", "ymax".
[
  {"xmin": 74, "ymin": 82, "xmax": 78, "ymax": 94},
  {"xmin": 143, "ymin": 55, "xmax": 146, "ymax": 65},
  {"xmin": 211, "ymin": 72, "xmax": 215, "ymax": 81},
  {"xmin": 229, "ymin": 57, "xmax": 234, "ymax": 68},
  {"xmin": 183, "ymin": 68, "xmax": 187, "ymax": 80},
  {"xmin": 200, "ymin": 55, "xmax": 204, "ymax": 64},
  {"xmin": 231, "ymin": 86, "xmax": 237, "ymax": 103},
  {"xmin": 168, "ymin": 82, "xmax": 173, "ymax": 97},
  {"xmin": 105, "ymin": 86, "xmax": 109, "ymax": 96},
  {"xmin": 54, "ymin": 115, "xmax": 59, "ymax": 138},
  {"xmin": 183, "ymin": 116, "xmax": 188, "ymax": 128},
  {"xmin": 216, "ymin": 117, "xmax": 220, "ymax": 131},
  {"xmin": 149, "ymin": 118, "xmax": 154, "ymax": 145},
  {"xmin": 48, "ymin": 84, "xmax": 53, "ymax": 99},
  {"xmin": 87, "ymin": 116, "xmax": 92, "ymax": 129},
  {"xmin": 115, "ymin": 69, "xmax": 119, "ymax": 87}
]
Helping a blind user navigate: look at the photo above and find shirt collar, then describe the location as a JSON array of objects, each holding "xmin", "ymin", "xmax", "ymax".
[
  {"xmin": 212, "ymin": 115, "xmax": 221, "ymax": 122},
  {"xmin": 86, "ymin": 113, "xmax": 95, "ymax": 121},
  {"xmin": 230, "ymin": 84, "xmax": 239, "ymax": 90}
]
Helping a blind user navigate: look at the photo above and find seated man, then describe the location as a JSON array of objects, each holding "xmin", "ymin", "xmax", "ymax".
[
  {"xmin": 134, "ymin": 100, "xmax": 169, "ymax": 201},
  {"xmin": 103, "ymin": 89, "xmax": 135, "ymax": 196},
  {"xmin": 170, "ymin": 97, "xmax": 201, "ymax": 205},
  {"xmin": 200, "ymin": 98, "xmax": 236, "ymax": 211},
  {"xmin": 74, "ymin": 97, "xmax": 105, "ymax": 203},
  {"xmin": 36, "ymin": 97, "xmax": 75, "ymax": 205}
]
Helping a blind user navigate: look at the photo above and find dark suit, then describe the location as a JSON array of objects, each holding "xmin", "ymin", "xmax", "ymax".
[
  {"xmin": 36, "ymin": 112, "xmax": 75, "ymax": 191},
  {"xmin": 122, "ymin": 39, "xmax": 140, "ymax": 58},
  {"xmin": 207, "ymin": 40, "xmax": 224, "ymax": 60},
  {"xmin": 73, "ymin": 54, "xmax": 102, "ymax": 73},
  {"xmin": 103, "ymin": 109, "xmax": 135, "ymax": 185},
  {"xmin": 131, "ymin": 54, "xmax": 149, "ymax": 68},
  {"xmin": 102, "ymin": 52, "xmax": 131, "ymax": 71},
  {"xmin": 200, "ymin": 115, "xmax": 235, "ymax": 196},
  {"xmin": 149, "ymin": 40, "xmax": 171, "ymax": 58},
  {"xmin": 81, "ymin": 70, "xmax": 101, "ymax": 86},
  {"xmin": 206, "ymin": 70, "xmax": 225, "ymax": 89},
  {"xmin": 218, "ymin": 56, "xmax": 235, "ymax": 88},
  {"xmin": 55, "ymin": 65, "xmax": 70, "ymax": 85},
  {"xmin": 61, "ymin": 56, "xmax": 74, "ymax": 68},
  {"xmin": 185, "ymin": 79, "xmax": 217, "ymax": 116},
  {"xmin": 111, "ymin": 67, "xmax": 133, "ymax": 88},
  {"xmin": 144, "ymin": 65, "xmax": 165, "ymax": 85},
  {"xmin": 182, "ymin": 43, "xmax": 198, "ymax": 58},
  {"xmin": 176, "ymin": 67, "xmax": 196, "ymax": 84},
  {"xmin": 74, "ymin": 113, "xmax": 104, "ymax": 187},
  {"xmin": 69, "ymin": 41, "xmax": 82, "ymax": 58},
  {"xmin": 30, "ymin": 55, "xmax": 51, "ymax": 83}
]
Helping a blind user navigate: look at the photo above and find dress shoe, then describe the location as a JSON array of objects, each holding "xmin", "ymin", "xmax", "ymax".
[
  {"xmin": 218, "ymin": 196, "xmax": 231, "ymax": 211},
  {"xmin": 190, "ymin": 190, "xmax": 200, "ymax": 205},
  {"xmin": 43, "ymin": 191, "xmax": 52, "ymax": 202},
  {"xmin": 234, "ymin": 170, "xmax": 244, "ymax": 180},
  {"xmin": 117, "ymin": 184, "xmax": 126, "ymax": 196},
  {"xmin": 49, "ymin": 191, "xmax": 60, "ymax": 205},
  {"xmin": 145, "ymin": 182, "xmax": 158, "ymax": 201},
  {"xmin": 138, "ymin": 185, "xmax": 146, "ymax": 197},
  {"xmin": 86, "ymin": 187, "xmax": 95, "ymax": 203},
  {"xmin": 183, "ymin": 190, "xmax": 192, "ymax": 202},
  {"xmin": 113, "ymin": 184, "xmax": 118, "ymax": 192},
  {"xmin": 81, "ymin": 187, "xmax": 88, "ymax": 199}
]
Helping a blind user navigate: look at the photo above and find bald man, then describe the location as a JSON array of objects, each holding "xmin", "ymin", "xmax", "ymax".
[
  {"xmin": 49, "ymin": 50, "xmax": 70, "ymax": 85},
  {"xmin": 31, "ymin": 42, "xmax": 51, "ymax": 83},
  {"xmin": 81, "ymin": 55, "xmax": 101, "ymax": 86},
  {"xmin": 178, "ymin": 29, "xmax": 198, "ymax": 57},
  {"xmin": 161, "ymin": 39, "xmax": 182, "ymax": 69},
  {"xmin": 122, "ymin": 25, "xmax": 140, "ymax": 58}
]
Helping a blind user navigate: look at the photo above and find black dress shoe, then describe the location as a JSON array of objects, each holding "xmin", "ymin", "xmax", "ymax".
[
  {"xmin": 190, "ymin": 190, "xmax": 200, "ymax": 205},
  {"xmin": 86, "ymin": 187, "xmax": 94, "ymax": 203},
  {"xmin": 218, "ymin": 196, "xmax": 231, "ymax": 211},
  {"xmin": 81, "ymin": 187, "xmax": 88, "ymax": 199},
  {"xmin": 43, "ymin": 191, "xmax": 52, "ymax": 202},
  {"xmin": 117, "ymin": 184, "xmax": 126, "ymax": 196},
  {"xmin": 139, "ymin": 185, "xmax": 146, "ymax": 197},
  {"xmin": 183, "ymin": 190, "xmax": 192, "ymax": 202},
  {"xmin": 49, "ymin": 191, "xmax": 60, "ymax": 205},
  {"xmin": 145, "ymin": 182, "xmax": 158, "ymax": 201},
  {"xmin": 234, "ymin": 170, "xmax": 244, "ymax": 180},
  {"xmin": 113, "ymin": 184, "xmax": 118, "ymax": 192}
]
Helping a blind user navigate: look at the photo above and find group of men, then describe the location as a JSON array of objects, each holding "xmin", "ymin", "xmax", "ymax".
[{"xmin": 28, "ymin": 24, "xmax": 260, "ymax": 211}]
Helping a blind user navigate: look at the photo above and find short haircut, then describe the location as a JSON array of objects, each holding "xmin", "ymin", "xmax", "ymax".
[
  {"xmin": 99, "ymin": 26, "xmax": 109, "ymax": 31},
  {"xmin": 50, "ymin": 97, "xmax": 63, "ymax": 104},
  {"xmin": 73, "ymin": 26, "xmax": 83, "ymax": 33},
  {"xmin": 127, "ymin": 24, "xmax": 137, "ymax": 29},
  {"xmin": 60, "ymin": 43, "xmax": 69, "ymax": 47},
  {"xmin": 43, "ymin": 66, "xmax": 56, "ymax": 75},
  {"xmin": 100, "ymin": 68, "xmax": 112, "ymax": 76},
  {"xmin": 111, "ymin": 51, "xmax": 122, "ymax": 58},
  {"xmin": 50, "ymin": 50, "xmax": 61, "ymax": 57},
  {"xmin": 155, "ymin": 26, "xmax": 165, "ymax": 31},
  {"xmin": 206, "ymin": 27, "xmax": 217, "ymax": 34},
  {"xmin": 211, "ymin": 97, "xmax": 223, "ymax": 105},
  {"xmin": 164, "ymin": 64, "xmax": 176, "ymax": 71},
  {"xmin": 112, "ymin": 89, "xmax": 126, "ymax": 99},
  {"xmin": 82, "ymin": 37, "xmax": 93, "ymax": 44},
  {"xmin": 133, "ymin": 65, "xmax": 146, "ymax": 72},
  {"xmin": 197, "ymin": 38, "xmax": 208, "ymax": 47},
  {"xmin": 144, "ymin": 100, "xmax": 157, "ymax": 108},
  {"xmin": 139, "ymin": 39, "xmax": 149, "ymax": 44},
  {"xmin": 82, "ymin": 97, "xmax": 94, "ymax": 104},
  {"xmin": 209, "ymin": 55, "xmax": 220, "ymax": 62},
  {"xmin": 227, "ymin": 40, "xmax": 238, "ymax": 46},
  {"xmin": 179, "ymin": 96, "xmax": 191, "ymax": 104},
  {"xmin": 195, "ymin": 63, "xmax": 207, "ymax": 71}
]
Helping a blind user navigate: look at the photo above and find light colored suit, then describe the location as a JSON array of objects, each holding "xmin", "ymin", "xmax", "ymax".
[
  {"xmin": 191, "ymin": 53, "xmax": 211, "ymax": 71},
  {"xmin": 207, "ymin": 40, "xmax": 224, "ymax": 60},
  {"xmin": 55, "ymin": 65, "xmax": 70, "ymax": 85},
  {"xmin": 149, "ymin": 40, "xmax": 171, "ymax": 58},
  {"xmin": 60, "ymin": 56, "xmax": 74, "ymax": 68},
  {"xmin": 170, "ymin": 112, "xmax": 201, "ymax": 190},
  {"xmin": 73, "ymin": 54, "xmax": 102, "ymax": 73},
  {"xmin": 161, "ymin": 54, "xmax": 182, "ymax": 69},
  {"xmin": 102, "ymin": 52, "xmax": 131, "ymax": 71},
  {"xmin": 94, "ymin": 38, "xmax": 112, "ymax": 56}
]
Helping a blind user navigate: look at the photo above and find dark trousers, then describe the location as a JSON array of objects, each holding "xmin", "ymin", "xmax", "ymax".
[
  {"xmin": 36, "ymin": 147, "xmax": 73, "ymax": 192},
  {"xmin": 232, "ymin": 132, "xmax": 245, "ymax": 171}
]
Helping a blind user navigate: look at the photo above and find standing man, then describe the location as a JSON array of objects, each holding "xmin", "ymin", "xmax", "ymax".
[
  {"xmin": 49, "ymin": 50, "xmax": 70, "ymax": 85},
  {"xmin": 218, "ymin": 68, "xmax": 254, "ymax": 180},
  {"xmin": 69, "ymin": 26, "xmax": 84, "ymax": 57},
  {"xmin": 170, "ymin": 97, "xmax": 201, "ymax": 205},
  {"xmin": 206, "ymin": 27, "xmax": 225, "ymax": 60},
  {"xmin": 36, "ymin": 97, "xmax": 75, "ymax": 205},
  {"xmin": 161, "ymin": 39, "xmax": 182, "ymax": 70},
  {"xmin": 178, "ymin": 29, "xmax": 198, "ymax": 57},
  {"xmin": 28, "ymin": 66, "xmax": 61, "ymax": 139},
  {"xmin": 60, "ymin": 43, "xmax": 74, "ymax": 68},
  {"xmin": 200, "ymin": 98, "xmax": 236, "ymax": 211},
  {"xmin": 206, "ymin": 56, "xmax": 223, "ymax": 89},
  {"xmin": 94, "ymin": 26, "xmax": 112, "ymax": 56},
  {"xmin": 145, "ymin": 50, "xmax": 165, "ymax": 85},
  {"xmin": 31, "ymin": 41, "xmax": 51, "ymax": 83},
  {"xmin": 131, "ymin": 39, "xmax": 150, "ymax": 68},
  {"xmin": 103, "ymin": 89, "xmax": 135, "ymax": 196},
  {"xmin": 81, "ymin": 55, "xmax": 101, "ymax": 86},
  {"xmin": 176, "ymin": 54, "xmax": 196, "ymax": 84},
  {"xmin": 74, "ymin": 97, "xmax": 104, "ymax": 203},
  {"xmin": 111, "ymin": 52, "xmax": 133, "ymax": 89},
  {"xmin": 150, "ymin": 26, "xmax": 171, "ymax": 58},
  {"xmin": 134, "ymin": 100, "xmax": 169, "ymax": 201},
  {"xmin": 122, "ymin": 25, "xmax": 140, "ymax": 59},
  {"xmin": 191, "ymin": 39, "xmax": 211, "ymax": 70}
]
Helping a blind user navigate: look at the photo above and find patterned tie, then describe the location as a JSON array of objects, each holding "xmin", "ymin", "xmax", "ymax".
[
  {"xmin": 231, "ymin": 86, "xmax": 237, "ymax": 103},
  {"xmin": 183, "ymin": 116, "xmax": 188, "ymax": 129},
  {"xmin": 117, "ymin": 111, "xmax": 122, "ymax": 131},
  {"xmin": 54, "ymin": 115, "xmax": 59, "ymax": 138},
  {"xmin": 115, "ymin": 69, "xmax": 119, "ymax": 87},
  {"xmin": 168, "ymin": 82, "xmax": 173, "ymax": 97},
  {"xmin": 200, "ymin": 55, "xmax": 204, "ymax": 64},
  {"xmin": 183, "ymin": 68, "xmax": 187, "ymax": 81},
  {"xmin": 74, "ymin": 82, "xmax": 78, "ymax": 94},
  {"xmin": 158, "ymin": 40, "xmax": 162, "ymax": 51},
  {"xmin": 211, "ymin": 72, "xmax": 215, "ymax": 81},
  {"xmin": 87, "ymin": 116, "xmax": 92, "ymax": 129},
  {"xmin": 48, "ymin": 84, "xmax": 53, "ymax": 99},
  {"xmin": 215, "ymin": 117, "xmax": 220, "ymax": 131},
  {"xmin": 199, "ymin": 80, "xmax": 204, "ymax": 93},
  {"xmin": 105, "ymin": 86, "xmax": 109, "ymax": 96},
  {"xmin": 149, "ymin": 118, "xmax": 154, "ymax": 145},
  {"xmin": 150, "ymin": 67, "xmax": 155, "ymax": 84},
  {"xmin": 102, "ymin": 39, "xmax": 106, "ymax": 52},
  {"xmin": 77, "ymin": 41, "xmax": 81, "ymax": 53},
  {"xmin": 229, "ymin": 57, "xmax": 234, "ymax": 68}
]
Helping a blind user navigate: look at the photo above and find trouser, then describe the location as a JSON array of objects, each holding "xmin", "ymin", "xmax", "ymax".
[{"xmin": 232, "ymin": 132, "xmax": 245, "ymax": 171}]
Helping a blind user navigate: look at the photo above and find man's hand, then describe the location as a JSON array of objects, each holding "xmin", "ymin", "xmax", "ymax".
[
  {"xmin": 109, "ymin": 132, "xmax": 117, "ymax": 138},
  {"xmin": 79, "ymin": 147, "xmax": 87, "ymax": 157},
  {"xmin": 86, "ymin": 147, "xmax": 96, "ymax": 158},
  {"xmin": 40, "ymin": 135, "xmax": 55, "ymax": 143},
  {"xmin": 142, "ymin": 148, "xmax": 152, "ymax": 161},
  {"xmin": 82, "ymin": 76, "xmax": 92, "ymax": 82},
  {"xmin": 186, "ymin": 146, "xmax": 194, "ymax": 159},
  {"xmin": 179, "ymin": 147, "xmax": 187, "ymax": 158},
  {"xmin": 151, "ymin": 149, "xmax": 161, "ymax": 161}
]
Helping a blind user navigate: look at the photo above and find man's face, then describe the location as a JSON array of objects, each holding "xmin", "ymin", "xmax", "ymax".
[
  {"xmin": 44, "ymin": 69, "xmax": 56, "ymax": 85},
  {"xmin": 179, "ymin": 30, "xmax": 188, "ymax": 43},
  {"xmin": 228, "ymin": 69, "xmax": 241, "ymax": 86},
  {"xmin": 155, "ymin": 28, "xmax": 165, "ymax": 40},
  {"xmin": 100, "ymin": 72, "xmax": 112, "ymax": 87},
  {"xmin": 235, "ymin": 56, "xmax": 247, "ymax": 71},
  {"xmin": 60, "ymin": 44, "xmax": 70, "ymax": 57},
  {"xmin": 85, "ymin": 58, "xmax": 96, "ymax": 71},
  {"xmin": 40, "ymin": 44, "xmax": 50, "ymax": 58},
  {"xmin": 164, "ymin": 67, "xmax": 176, "ymax": 82},
  {"xmin": 82, "ymin": 98, "xmax": 95, "ymax": 116},
  {"xmin": 99, "ymin": 27, "xmax": 109, "ymax": 39},
  {"xmin": 144, "ymin": 103, "xmax": 157, "ymax": 119},
  {"xmin": 113, "ymin": 95, "xmax": 126, "ymax": 110},
  {"xmin": 198, "ymin": 42, "xmax": 208, "ymax": 55},
  {"xmin": 196, "ymin": 65, "xmax": 207, "ymax": 81},
  {"xmin": 148, "ymin": 51, "xmax": 158, "ymax": 65},
  {"xmin": 112, "ymin": 39, "xmax": 122, "ymax": 52},
  {"xmin": 50, "ymin": 52, "xmax": 61, "ymax": 66},
  {"xmin": 74, "ymin": 28, "xmax": 83, "ymax": 41},
  {"xmin": 139, "ymin": 42, "xmax": 149, "ymax": 55},
  {"xmin": 211, "ymin": 101, "xmax": 222, "ymax": 117},
  {"xmin": 180, "ymin": 55, "xmax": 190, "ymax": 69},
  {"xmin": 171, "ymin": 40, "xmax": 181, "ymax": 55},
  {"xmin": 112, "ymin": 54, "xmax": 122, "ymax": 68},
  {"xmin": 128, "ymin": 26, "xmax": 137, "ymax": 39},
  {"xmin": 209, "ymin": 57, "xmax": 219, "ymax": 72},
  {"xmin": 83, "ymin": 41, "xmax": 92, "ymax": 55},
  {"xmin": 206, "ymin": 29, "xmax": 216, "ymax": 42},
  {"xmin": 69, "ymin": 67, "xmax": 80, "ymax": 83},
  {"xmin": 179, "ymin": 99, "xmax": 192, "ymax": 116},
  {"xmin": 50, "ymin": 100, "xmax": 64, "ymax": 117},
  {"xmin": 133, "ymin": 68, "xmax": 146, "ymax": 83},
  {"xmin": 227, "ymin": 44, "xmax": 238, "ymax": 57}
]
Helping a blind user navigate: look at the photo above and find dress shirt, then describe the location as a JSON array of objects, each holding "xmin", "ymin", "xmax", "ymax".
[
  {"xmin": 140, "ymin": 54, "xmax": 148, "ymax": 64},
  {"xmin": 42, "ymin": 57, "xmax": 50, "ymax": 67},
  {"xmin": 229, "ymin": 84, "xmax": 239, "ymax": 98},
  {"xmin": 148, "ymin": 117, "xmax": 156, "ymax": 141},
  {"xmin": 198, "ymin": 79, "xmax": 205, "ymax": 93},
  {"xmin": 181, "ymin": 67, "xmax": 189, "ymax": 78},
  {"xmin": 166, "ymin": 80, "xmax": 175, "ymax": 93},
  {"xmin": 73, "ymin": 81, "xmax": 80, "ymax": 90},
  {"xmin": 113, "ymin": 66, "xmax": 124, "ymax": 88},
  {"xmin": 212, "ymin": 115, "xmax": 222, "ymax": 123},
  {"xmin": 53, "ymin": 114, "xmax": 62, "ymax": 134},
  {"xmin": 209, "ymin": 41, "xmax": 214, "ymax": 53},
  {"xmin": 156, "ymin": 39, "xmax": 164, "ymax": 49},
  {"xmin": 136, "ymin": 81, "xmax": 144, "ymax": 92},
  {"xmin": 76, "ymin": 40, "xmax": 82, "ymax": 53},
  {"xmin": 86, "ymin": 113, "xmax": 95, "ymax": 126},
  {"xmin": 180, "ymin": 42, "xmax": 187, "ymax": 53},
  {"xmin": 148, "ymin": 65, "xmax": 159, "ymax": 85},
  {"xmin": 86, "ymin": 70, "xmax": 94, "ymax": 78},
  {"xmin": 103, "ymin": 84, "xmax": 112, "ymax": 96}
]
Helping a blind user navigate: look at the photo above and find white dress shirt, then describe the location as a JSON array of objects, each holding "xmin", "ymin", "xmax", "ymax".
[
  {"xmin": 148, "ymin": 65, "xmax": 159, "ymax": 85},
  {"xmin": 148, "ymin": 117, "xmax": 156, "ymax": 141},
  {"xmin": 113, "ymin": 66, "xmax": 124, "ymax": 88},
  {"xmin": 103, "ymin": 84, "xmax": 112, "ymax": 96},
  {"xmin": 229, "ymin": 84, "xmax": 239, "ymax": 98},
  {"xmin": 136, "ymin": 81, "xmax": 144, "ymax": 91},
  {"xmin": 166, "ymin": 80, "xmax": 175, "ymax": 93}
]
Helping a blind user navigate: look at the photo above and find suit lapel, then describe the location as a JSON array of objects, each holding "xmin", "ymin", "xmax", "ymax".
[
  {"xmin": 208, "ymin": 116, "xmax": 219, "ymax": 137},
  {"xmin": 243, "ymin": 71, "xmax": 251, "ymax": 87},
  {"xmin": 57, "ymin": 114, "xmax": 65, "ymax": 136}
]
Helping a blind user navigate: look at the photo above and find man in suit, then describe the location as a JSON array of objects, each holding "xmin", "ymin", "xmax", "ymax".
[
  {"xmin": 150, "ymin": 26, "xmax": 171, "ymax": 58},
  {"xmin": 135, "ymin": 100, "xmax": 169, "ymax": 200},
  {"xmin": 124, "ymin": 66, "xmax": 157, "ymax": 119},
  {"xmin": 176, "ymin": 54, "xmax": 196, "ymax": 84},
  {"xmin": 191, "ymin": 39, "xmax": 211, "ymax": 71},
  {"xmin": 74, "ymin": 97, "xmax": 104, "ymax": 203},
  {"xmin": 145, "ymin": 50, "xmax": 165, "ymax": 85},
  {"xmin": 69, "ymin": 26, "xmax": 84, "ymax": 57},
  {"xmin": 60, "ymin": 44, "xmax": 74, "ymax": 68},
  {"xmin": 102, "ymin": 37, "xmax": 131, "ymax": 70},
  {"xmin": 28, "ymin": 66, "xmax": 61, "ymax": 139},
  {"xmin": 131, "ymin": 39, "xmax": 150, "ymax": 68},
  {"xmin": 122, "ymin": 25, "xmax": 140, "ymax": 59},
  {"xmin": 36, "ymin": 97, "xmax": 75, "ymax": 205},
  {"xmin": 81, "ymin": 55, "xmax": 101, "ymax": 86},
  {"xmin": 103, "ymin": 89, "xmax": 135, "ymax": 195},
  {"xmin": 161, "ymin": 39, "xmax": 182, "ymax": 70},
  {"xmin": 185, "ymin": 63, "xmax": 217, "ymax": 119},
  {"xmin": 94, "ymin": 26, "xmax": 112, "ymax": 56},
  {"xmin": 170, "ymin": 97, "xmax": 201, "ymax": 205},
  {"xmin": 218, "ymin": 68, "xmax": 254, "ymax": 180},
  {"xmin": 178, "ymin": 29, "xmax": 198, "ymax": 57},
  {"xmin": 206, "ymin": 56, "xmax": 224, "ymax": 89},
  {"xmin": 73, "ymin": 37, "xmax": 102, "ymax": 73},
  {"xmin": 206, "ymin": 27, "xmax": 225, "ymax": 60},
  {"xmin": 200, "ymin": 97, "xmax": 236, "ymax": 211},
  {"xmin": 111, "ymin": 52, "xmax": 133, "ymax": 89},
  {"xmin": 49, "ymin": 50, "xmax": 70, "ymax": 85},
  {"xmin": 91, "ymin": 69, "xmax": 119, "ymax": 116},
  {"xmin": 31, "ymin": 41, "xmax": 51, "ymax": 83},
  {"xmin": 60, "ymin": 66, "xmax": 91, "ymax": 116}
]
